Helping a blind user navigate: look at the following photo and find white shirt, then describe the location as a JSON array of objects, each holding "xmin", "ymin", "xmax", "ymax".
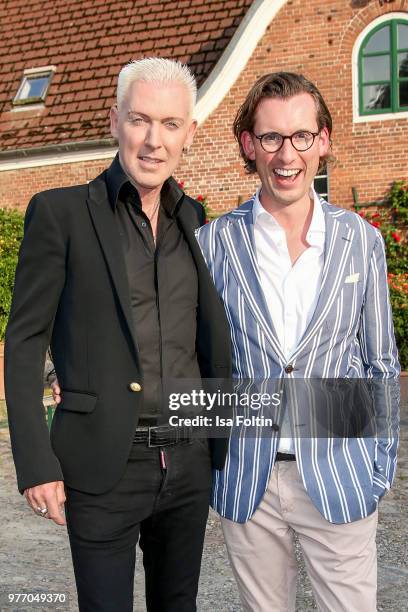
[{"xmin": 253, "ymin": 188, "xmax": 325, "ymax": 453}]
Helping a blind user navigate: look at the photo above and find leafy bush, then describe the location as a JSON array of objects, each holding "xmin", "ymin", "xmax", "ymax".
[
  {"xmin": 388, "ymin": 274, "xmax": 408, "ymax": 370},
  {"xmin": 386, "ymin": 181, "xmax": 408, "ymax": 369},
  {"xmin": 356, "ymin": 180, "xmax": 408, "ymax": 369},
  {"xmin": 0, "ymin": 208, "xmax": 24, "ymax": 340},
  {"xmin": 389, "ymin": 179, "xmax": 408, "ymax": 225}
]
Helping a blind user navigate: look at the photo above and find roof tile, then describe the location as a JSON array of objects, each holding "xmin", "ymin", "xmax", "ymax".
[{"xmin": 0, "ymin": 0, "xmax": 252, "ymax": 151}]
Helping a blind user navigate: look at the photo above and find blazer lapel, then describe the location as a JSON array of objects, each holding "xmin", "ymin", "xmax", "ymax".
[
  {"xmin": 177, "ymin": 198, "xmax": 233, "ymax": 379},
  {"xmin": 291, "ymin": 203, "xmax": 355, "ymax": 360},
  {"xmin": 177, "ymin": 198, "xmax": 228, "ymax": 314},
  {"xmin": 219, "ymin": 204, "xmax": 286, "ymax": 365},
  {"xmin": 176, "ymin": 198, "xmax": 205, "ymax": 269},
  {"xmin": 86, "ymin": 174, "xmax": 141, "ymax": 365}
]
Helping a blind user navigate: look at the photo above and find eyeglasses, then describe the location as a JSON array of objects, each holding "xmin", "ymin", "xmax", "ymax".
[{"xmin": 252, "ymin": 130, "xmax": 320, "ymax": 153}]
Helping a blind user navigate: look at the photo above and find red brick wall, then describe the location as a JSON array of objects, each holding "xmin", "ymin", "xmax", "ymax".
[
  {"xmin": 0, "ymin": 160, "xmax": 110, "ymax": 212},
  {"xmin": 178, "ymin": 0, "xmax": 408, "ymax": 212},
  {"xmin": 1, "ymin": 0, "xmax": 407, "ymax": 213}
]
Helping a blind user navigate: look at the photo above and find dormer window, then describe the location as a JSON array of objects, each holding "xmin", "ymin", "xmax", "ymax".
[{"xmin": 13, "ymin": 66, "xmax": 56, "ymax": 106}]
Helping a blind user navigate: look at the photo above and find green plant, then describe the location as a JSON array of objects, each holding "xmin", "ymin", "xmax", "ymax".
[
  {"xmin": 388, "ymin": 274, "xmax": 408, "ymax": 370},
  {"xmin": 355, "ymin": 181, "xmax": 408, "ymax": 369},
  {"xmin": 0, "ymin": 208, "xmax": 24, "ymax": 340},
  {"xmin": 389, "ymin": 180, "xmax": 408, "ymax": 225}
]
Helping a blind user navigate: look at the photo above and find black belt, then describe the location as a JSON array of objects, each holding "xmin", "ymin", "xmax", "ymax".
[
  {"xmin": 275, "ymin": 452, "xmax": 296, "ymax": 461},
  {"xmin": 133, "ymin": 425, "xmax": 192, "ymax": 447}
]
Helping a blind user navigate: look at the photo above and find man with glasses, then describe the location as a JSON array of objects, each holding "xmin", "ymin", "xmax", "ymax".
[{"xmin": 196, "ymin": 72, "xmax": 399, "ymax": 611}]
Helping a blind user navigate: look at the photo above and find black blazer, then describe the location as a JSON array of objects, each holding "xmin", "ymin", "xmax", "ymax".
[{"xmin": 5, "ymin": 169, "xmax": 232, "ymax": 494}]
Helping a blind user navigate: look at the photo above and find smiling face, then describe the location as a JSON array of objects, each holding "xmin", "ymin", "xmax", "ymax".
[
  {"xmin": 240, "ymin": 93, "xmax": 329, "ymax": 213},
  {"xmin": 110, "ymin": 80, "xmax": 197, "ymax": 199}
]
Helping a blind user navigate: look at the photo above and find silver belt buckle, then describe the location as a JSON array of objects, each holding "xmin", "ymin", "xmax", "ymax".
[{"xmin": 147, "ymin": 426, "xmax": 159, "ymax": 448}]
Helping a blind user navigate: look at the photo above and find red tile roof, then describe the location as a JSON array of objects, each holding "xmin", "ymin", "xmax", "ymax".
[{"xmin": 0, "ymin": 0, "xmax": 253, "ymax": 152}]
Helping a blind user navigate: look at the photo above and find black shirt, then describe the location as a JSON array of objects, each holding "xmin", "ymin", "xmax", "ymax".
[{"xmin": 106, "ymin": 156, "xmax": 201, "ymax": 422}]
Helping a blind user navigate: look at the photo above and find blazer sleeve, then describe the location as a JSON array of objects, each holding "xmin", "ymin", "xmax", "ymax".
[
  {"xmin": 5, "ymin": 192, "xmax": 67, "ymax": 493},
  {"xmin": 358, "ymin": 232, "xmax": 400, "ymax": 501}
]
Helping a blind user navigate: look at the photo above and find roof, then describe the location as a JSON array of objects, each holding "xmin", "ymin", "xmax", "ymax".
[{"xmin": 0, "ymin": 0, "xmax": 253, "ymax": 152}]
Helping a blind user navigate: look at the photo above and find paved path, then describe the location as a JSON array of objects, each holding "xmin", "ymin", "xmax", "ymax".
[{"xmin": 0, "ymin": 396, "xmax": 407, "ymax": 612}]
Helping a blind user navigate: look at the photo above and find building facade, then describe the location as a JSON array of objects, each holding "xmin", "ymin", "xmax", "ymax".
[{"xmin": 0, "ymin": 0, "xmax": 407, "ymax": 213}]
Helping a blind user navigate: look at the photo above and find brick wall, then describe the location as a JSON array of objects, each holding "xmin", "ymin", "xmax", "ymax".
[
  {"xmin": 0, "ymin": 159, "xmax": 110, "ymax": 212},
  {"xmin": 178, "ymin": 0, "xmax": 408, "ymax": 211},
  {"xmin": 1, "ymin": 0, "xmax": 407, "ymax": 213}
]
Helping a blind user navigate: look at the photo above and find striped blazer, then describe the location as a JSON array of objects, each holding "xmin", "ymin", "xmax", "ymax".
[{"xmin": 195, "ymin": 196, "xmax": 399, "ymax": 524}]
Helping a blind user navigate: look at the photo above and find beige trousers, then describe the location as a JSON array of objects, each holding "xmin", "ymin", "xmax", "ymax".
[{"xmin": 221, "ymin": 461, "xmax": 378, "ymax": 612}]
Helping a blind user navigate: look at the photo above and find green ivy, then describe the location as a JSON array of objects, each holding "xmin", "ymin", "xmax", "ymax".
[
  {"xmin": 355, "ymin": 180, "xmax": 408, "ymax": 369},
  {"xmin": 0, "ymin": 208, "xmax": 24, "ymax": 340},
  {"xmin": 389, "ymin": 180, "xmax": 408, "ymax": 225},
  {"xmin": 389, "ymin": 280, "xmax": 408, "ymax": 371}
]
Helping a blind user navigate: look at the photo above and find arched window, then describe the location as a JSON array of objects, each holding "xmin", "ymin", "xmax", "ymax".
[{"xmin": 358, "ymin": 18, "xmax": 408, "ymax": 116}]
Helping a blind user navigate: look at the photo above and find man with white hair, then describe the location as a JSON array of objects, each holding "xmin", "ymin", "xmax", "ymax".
[{"xmin": 5, "ymin": 58, "xmax": 231, "ymax": 612}]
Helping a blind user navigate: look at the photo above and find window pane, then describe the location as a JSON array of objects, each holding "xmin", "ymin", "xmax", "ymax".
[
  {"xmin": 314, "ymin": 165, "xmax": 328, "ymax": 199},
  {"xmin": 363, "ymin": 84, "xmax": 391, "ymax": 110},
  {"xmin": 363, "ymin": 55, "xmax": 390, "ymax": 82},
  {"xmin": 398, "ymin": 52, "xmax": 408, "ymax": 77},
  {"xmin": 26, "ymin": 76, "xmax": 49, "ymax": 98},
  {"xmin": 400, "ymin": 81, "xmax": 408, "ymax": 107},
  {"xmin": 398, "ymin": 24, "xmax": 408, "ymax": 49},
  {"xmin": 314, "ymin": 176, "xmax": 328, "ymax": 198},
  {"xmin": 364, "ymin": 26, "xmax": 390, "ymax": 54},
  {"xmin": 19, "ymin": 80, "xmax": 32, "ymax": 99}
]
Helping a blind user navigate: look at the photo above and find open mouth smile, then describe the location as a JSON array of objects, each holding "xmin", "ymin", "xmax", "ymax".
[
  {"xmin": 273, "ymin": 168, "xmax": 302, "ymax": 183},
  {"xmin": 138, "ymin": 156, "xmax": 164, "ymax": 165},
  {"xmin": 274, "ymin": 168, "xmax": 301, "ymax": 177}
]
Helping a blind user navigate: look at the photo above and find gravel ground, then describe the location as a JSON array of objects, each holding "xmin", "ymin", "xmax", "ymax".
[{"xmin": 0, "ymin": 394, "xmax": 407, "ymax": 612}]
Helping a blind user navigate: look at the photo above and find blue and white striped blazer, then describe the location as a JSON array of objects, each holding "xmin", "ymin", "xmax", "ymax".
[{"xmin": 196, "ymin": 196, "xmax": 399, "ymax": 524}]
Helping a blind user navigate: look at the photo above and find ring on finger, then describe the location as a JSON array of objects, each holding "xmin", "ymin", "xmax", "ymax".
[{"xmin": 36, "ymin": 506, "xmax": 48, "ymax": 516}]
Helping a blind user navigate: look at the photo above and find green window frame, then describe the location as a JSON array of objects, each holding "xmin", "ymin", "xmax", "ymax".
[{"xmin": 358, "ymin": 18, "xmax": 408, "ymax": 115}]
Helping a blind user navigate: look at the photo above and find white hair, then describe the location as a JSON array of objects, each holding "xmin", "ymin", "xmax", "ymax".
[{"xmin": 116, "ymin": 57, "xmax": 197, "ymax": 115}]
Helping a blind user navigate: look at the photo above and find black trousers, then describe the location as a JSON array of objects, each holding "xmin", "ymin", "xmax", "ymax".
[{"xmin": 65, "ymin": 438, "xmax": 212, "ymax": 612}]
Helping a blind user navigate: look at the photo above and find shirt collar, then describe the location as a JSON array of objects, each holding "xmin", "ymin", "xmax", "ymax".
[
  {"xmin": 106, "ymin": 153, "xmax": 184, "ymax": 217},
  {"xmin": 307, "ymin": 188, "xmax": 325, "ymax": 248},
  {"xmin": 106, "ymin": 153, "xmax": 130, "ymax": 210},
  {"xmin": 252, "ymin": 186, "xmax": 326, "ymax": 246},
  {"xmin": 253, "ymin": 187, "xmax": 279, "ymax": 229}
]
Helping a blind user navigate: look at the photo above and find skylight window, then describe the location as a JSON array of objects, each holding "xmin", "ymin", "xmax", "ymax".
[{"xmin": 13, "ymin": 66, "xmax": 56, "ymax": 105}]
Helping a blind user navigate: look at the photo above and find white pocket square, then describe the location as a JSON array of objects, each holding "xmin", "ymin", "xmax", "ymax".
[{"xmin": 345, "ymin": 273, "xmax": 360, "ymax": 284}]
